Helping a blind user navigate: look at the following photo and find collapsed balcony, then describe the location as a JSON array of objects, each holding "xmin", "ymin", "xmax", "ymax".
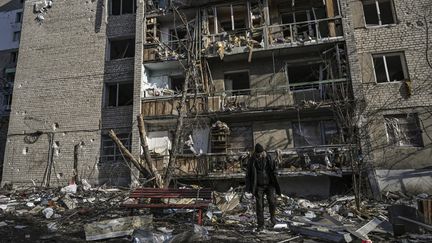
[{"xmin": 148, "ymin": 145, "xmax": 355, "ymax": 178}]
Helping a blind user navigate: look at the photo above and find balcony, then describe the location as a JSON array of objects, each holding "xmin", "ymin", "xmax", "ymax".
[
  {"xmin": 203, "ymin": 17, "xmax": 344, "ymax": 58},
  {"xmin": 141, "ymin": 79, "xmax": 349, "ymax": 117},
  {"xmin": 150, "ymin": 144, "xmax": 355, "ymax": 179}
]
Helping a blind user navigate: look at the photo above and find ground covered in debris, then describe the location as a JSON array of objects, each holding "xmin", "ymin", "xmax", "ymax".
[{"xmin": 0, "ymin": 183, "xmax": 431, "ymax": 242}]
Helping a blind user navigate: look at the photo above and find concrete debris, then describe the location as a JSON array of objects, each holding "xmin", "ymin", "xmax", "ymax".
[
  {"xmin": 0, "ymin": 184, "xmax": 430, "ymax": 242},
  {"xmin": 84, "ymin": 215, "xmax": 153, "ymax": 241}
]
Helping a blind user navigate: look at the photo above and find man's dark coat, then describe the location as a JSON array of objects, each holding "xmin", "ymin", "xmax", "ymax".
[{"xmin": 245, "ymin": 152, "xmax": 281, "ymax": 195}]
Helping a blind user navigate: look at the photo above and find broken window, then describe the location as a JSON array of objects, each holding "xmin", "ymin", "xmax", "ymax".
[
  {"xmin": 216, "ymin": 4, "xmax": 247, "ymax": 32},
  {"xmin": 363, "ymin": 0, "xmax": 396, "ymax": 26},
  {"xmin": 293, "ymin": 120, "xmax": 339, "ymax": 147},
  {"xmin": 288, "ymin": 63, "xmax": 326, "ymax": 84},
  {"xmin": 170, "ymin": 76, "xmax": 185, "ymax": 93},
  {"xmin": 106, "ymin": 82, "xmax": 133, "ymax": 107},
  {"xmin": 224, "ymin": 71, "xmax": 250, "ymax": 95},
  {"xmin": 385, "ymin": 114, "xmax": 423, "ymax": 147},
  {"xmin": 169, "ymin": 29, "xmax": 187, "ymax": 54},
  {"xmin": 229, "ymin": 124, "xmax": 253, "ymax": 153},
  {"xmin": 373, "ymin": 52, "xmax": 407, "ymax": 83},
  {"xmin": 101, "ymin": 133, "xmax": 131, "ymax": 163},
  {"xmin": 110, "ymin": 0, "xmax": 136, "ymax": 15},
  {"xmin": 109, "ymin": 38, "xmax": 135, "ymax": 60}
]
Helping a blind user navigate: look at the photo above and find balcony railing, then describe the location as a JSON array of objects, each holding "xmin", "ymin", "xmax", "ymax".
[
  {"xmin": 141, "ymin": 79, "xmax": 349, "ymax": 116},
  {"xmin": 150, "ymin": 144, "xmax": 356, "ymax": 178},
  {"xmin": 203, "ymin": 17, "xmax": 344, "ymax": 57}
]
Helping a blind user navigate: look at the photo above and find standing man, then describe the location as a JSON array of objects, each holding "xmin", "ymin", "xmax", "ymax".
[{"xmin": 245, "ymin": 143, "xmax": 281, "ymax": 231}]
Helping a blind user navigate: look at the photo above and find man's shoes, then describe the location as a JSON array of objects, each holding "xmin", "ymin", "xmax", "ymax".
[{"xmin": 256, "ymin": 226, "xmax": 264, "ymax": 232}]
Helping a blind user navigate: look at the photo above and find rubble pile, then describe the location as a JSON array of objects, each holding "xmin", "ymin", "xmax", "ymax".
[{"xmin": 1, "ymin": 183, "xmax": 431, "ymax": 242}]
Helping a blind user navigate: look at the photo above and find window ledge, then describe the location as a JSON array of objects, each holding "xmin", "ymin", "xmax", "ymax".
[
  {"xmin": 387, "ymin": 145, "xmax": 424, "ymax": 149},
  {"xmin": 376, "ymin": 80, "xmax": 403, "ymax": 85},
  {"xmin": 106, "ymin": 57, "xmax": 135, "ymax": 62},
  {"xmin": 365, "ymin": 24, "xmax": 397, "ymax": 29}
]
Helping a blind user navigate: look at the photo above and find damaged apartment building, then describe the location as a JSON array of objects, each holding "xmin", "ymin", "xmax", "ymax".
[{"xmin": 1, "ymin": 0, "xmax": 431, "ymax": 197}]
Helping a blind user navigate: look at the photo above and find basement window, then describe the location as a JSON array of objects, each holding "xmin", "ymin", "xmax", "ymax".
[
  {"xmin": 363, "ymin": 0, "xmax": 396, "ymax": 26},
  {"xmin": 101, "ymin": 133, "xmax": 131, "ymax": 163},
  {"xmin": 224, "ymin": 71, "xmax": 250, "ymax": 95},
  {"xmin": 110, "ymin": 0, "xmax": 136, "ymax": 15},
  {"xmin": 385, "ymin": 114, "xmax": 423, "ymax": 147},
  {"xmin": 109, "ymin": 38, "xmax": 135, "ymax": 60},
  {"xmin": 106, "ymin": 82, "xmax": 133, "ymax": 107},
  {"xmin": 373, "ymin": 52, "xmax": 408, "ymax": 83}
]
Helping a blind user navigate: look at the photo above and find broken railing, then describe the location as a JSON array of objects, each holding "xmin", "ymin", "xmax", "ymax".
[
  {"xmin": 203, "ymin": 16, "xmax": 344, "ymax": 57},
  {"xmin": 149, "ymin": 144, "xmax": 356, "ymax": 177},
  {"xmin": 220, "ymin": 78, "xmax": 349, "ymax": 112},
  {"xmin": 141, "ymin": 79, "xmax": 349, "ymax": 116}
]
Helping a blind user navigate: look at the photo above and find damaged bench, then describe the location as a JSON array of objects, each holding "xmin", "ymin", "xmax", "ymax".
[{"xmin": 122, "ymin": 188, "xmax": 212, "ymax": 225}]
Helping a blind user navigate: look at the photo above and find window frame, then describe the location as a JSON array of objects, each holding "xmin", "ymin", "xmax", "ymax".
[
  {"xmin": 384, "ymin": 114, "xmax": 423, "ymax": 147},
  {"xmin": 100, "ymin": 133, "xmax": 131, "ymax": 163},
  {"xmin": 12, "ymin": 31, "xmax": 20, "ymax": 42},
  {"xmin": 372, "ymin": 52, "xmax": 408, "ymax": 83},
  {"xmin": 223, "ymin": 70, "xmax": 251, "ymax": 95},
  {"xmin": 15, "ymin": 12, "xmax": 23, "ymax": 23},
  {"xmin": 105, "ymin": 82, "xmax": 133, "ymax": 107},
  {"xmin": 109, "ymin": 0, "xmax": 136, "ymax": 16},
  {"xmin": 363, "ymin": 0, "xmax": 397, "ymax": 27},
  {"xmin": 108, "ymin": 37, "xmax": 135, "ymax": 60},
  {"xmin": 292, "ymin": 120, "xmax": 340, "ymax": 148}
]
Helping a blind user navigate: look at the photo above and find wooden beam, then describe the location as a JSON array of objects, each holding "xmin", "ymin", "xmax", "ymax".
[
  {"xmin": 108, "ymin": 130, "xmax": 149, "ymax": 176},
  {"xmin": 137, "ymin": 115, "xmax": 163, "ymax": 188},
  {"xmin": 326, "ymin": 0, "xmax": 336, "ymax": 37}
]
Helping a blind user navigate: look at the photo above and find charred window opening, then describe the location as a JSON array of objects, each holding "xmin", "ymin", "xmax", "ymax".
[
  {"xmin": 293, "ymin": 120, "xmax": 340, "ymax": 147},
  {"xmin": 373, "ymin": 53, "xmax": 407, "ymax": 83},
  {"xmin": 363, "ymin": 0, "xmax": 396, "ymax": 26},
  {"xmin": 169, "ymin": 29, "xmax": 187, "ymax": 54},
  {"xmin": 224, "ymin": 71, "xmax": 250, "ymax": 95},
  {"xmin": 170, "ymin": 76, "xmax": 185, "ymax": 93},
  {"xmin": 216, "ymin": 4, "xmax": 247, "ymax": 32},
  {"xmin": 109, "ymin": 38, "xmax": 135, "ymax": 60},
  {"xmin": 106, "ymin": 83, "xmax": 133, "ymax": 107},
  {"xmin": 101, "ymin": 134, "xmax": 131, "ymax": 163},
  {"xmin": 229, "ymin": 125, "xmax": 253, "ymax": 153},
  {"xmin": 385, "ymin": 114, "xmax": 423, "ymax": 147},
  {"xmin": 288, "ymin": 63, "xmax": 327, "ymax": 84},
  {"xmin": 110, "ymin": 0, "xmax": 136, "ymax": 15}
]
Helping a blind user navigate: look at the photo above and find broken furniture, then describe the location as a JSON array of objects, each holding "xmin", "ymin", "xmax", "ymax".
[{"xmin": 122, "ymin": 188, "xmax": 212, "ymax": 225}]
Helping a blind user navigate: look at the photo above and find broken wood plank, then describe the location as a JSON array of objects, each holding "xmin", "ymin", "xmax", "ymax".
[{"xmin": 137, "ymin": 115, "xmax": 163, "ymax": 188}]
